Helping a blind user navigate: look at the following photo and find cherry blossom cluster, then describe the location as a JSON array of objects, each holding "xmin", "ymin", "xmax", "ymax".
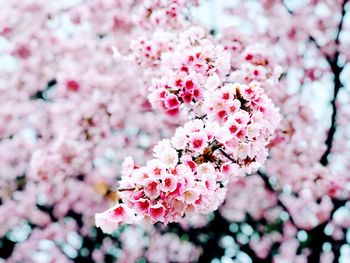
[
  {"xmin": 96, "ymin": 83, "xmax": 280, "ymax": 231},
  {"xmin": 96, "ymin": 135, "xmax": 227, "ymax": 230},
  {"xmin": 96, "ymin": 22, "xmax": 281, "ymax": 231},
  {"xmin": 144, "ymin": 27, "xmax": 231, "ymax": 116}
]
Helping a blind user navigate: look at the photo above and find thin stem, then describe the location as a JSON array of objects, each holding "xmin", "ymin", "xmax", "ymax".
[
  {"xmin": 218, "ymin": 148, "xmax": 235, "ymax": 162},
  {"xmin": 118, "ymin": 187, "xmax": 137, "ymax": 192}
]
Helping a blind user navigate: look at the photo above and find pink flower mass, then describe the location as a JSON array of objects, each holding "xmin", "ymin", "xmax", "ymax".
[{"xmin": 1, "ymin": 0, "xmax": 350, "ymax": 262}]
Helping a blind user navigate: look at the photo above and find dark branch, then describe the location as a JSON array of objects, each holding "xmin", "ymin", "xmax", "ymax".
[
  {"xmin": 319, "ymin": 0, "xmax": 348, "ymax": 166},
  {"xmin": 257, "ymin": 171, "xmax": 298, "ymax": 227}
]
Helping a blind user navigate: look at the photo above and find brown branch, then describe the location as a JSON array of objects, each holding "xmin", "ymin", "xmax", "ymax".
[{"xmin": 218, "ymin": 148, "xmax": 235, "ymax": 162}]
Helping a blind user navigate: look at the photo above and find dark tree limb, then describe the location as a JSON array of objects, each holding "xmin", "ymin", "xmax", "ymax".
[{"xmin": 319, "ymin": 0, "xmax": 348, "ymax": 166}]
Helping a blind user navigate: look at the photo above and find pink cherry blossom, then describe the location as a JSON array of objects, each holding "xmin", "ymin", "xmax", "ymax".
[
  {"xmin": 95, "ymin": 204, "xmax": 136, "ymax": 234},
  {"xmin": 149, "ymin": 203, "xmax": 166, "ymax": 222},
  {"xmin": 144, "ymin": 179, "xmax": 161, "ymax": 200},
  {"xmin": 161, "ymin": 174, "xmax": 178, "ymax": 193}
]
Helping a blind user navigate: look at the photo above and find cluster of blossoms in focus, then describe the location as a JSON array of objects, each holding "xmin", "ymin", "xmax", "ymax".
[{"xmin": 96, "ymin": 20, "xmax": 281, "ymax": 231}]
